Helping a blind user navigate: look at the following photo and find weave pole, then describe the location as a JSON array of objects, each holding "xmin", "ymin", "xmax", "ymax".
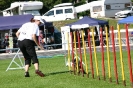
[
  {"xmin": 66, "ymin": 32, "xmax": 71, "ymax": 73},
  {"xmin": 117, "ymin": 24, "xmax": 126, "ymax": 86},
  {"xmin": 100, "ymin": 27, "xmax": 106, "ymax": 81},
  {"xmin": 105, "ymin": 27, "xmax": 112, "ymax": 82},
  {"xmin": 91, "ymin": 29, "xmax": 100, "ymax": 80},
  {"xmin": 77, "ymin": 31, "xmax": 84, "ymax": 77},
  {"xmin": 87, "ymin": 29, "xmax": 94, "ymax": 79},
  {"xmin": 70, "ymin": 32, "xmax": 75, "ymax": 75},
  {"xmin": 73, "ymin": 31, "xmax": 79, "ymax": 75},
  {"xmin": 81, "ymin": 30, "xmax": 89, "ymax": 77},
  {"xmin": 125, "ymin": 24, "xmax": 133, "ymax": 87},
  {"xmin": 111, "ymin": 26, "xmax": 119, "ymax": 84}
]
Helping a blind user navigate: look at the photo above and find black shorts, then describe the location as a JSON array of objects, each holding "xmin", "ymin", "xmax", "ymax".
[{"xmin": 18, "ymin": 39, "xmax": 38, "ymax": 65}]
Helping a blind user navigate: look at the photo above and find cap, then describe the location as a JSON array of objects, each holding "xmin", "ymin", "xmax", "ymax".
[{"xmin": 34, "ymin": 16, "xmax": 44, "ymax": 24}]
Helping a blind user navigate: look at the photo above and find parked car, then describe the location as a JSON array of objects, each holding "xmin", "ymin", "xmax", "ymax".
[
  {"xmin": 115, "ymin": 6, "xmax": 133, "ymax": 18},
  {"xmin": 41, "ymin": 3, "xmax": 77, "ymax": 22}
]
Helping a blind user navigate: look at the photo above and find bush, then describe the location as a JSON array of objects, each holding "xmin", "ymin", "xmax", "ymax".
[
  {"xmin": 77, "ymin": 10, "xmax": 90, "ymax": 18},
  {"xmin": 74, "ymin": 1, "xmax": 86, "ymax": 7},
  {"xmin": 74, "ymin": 0, "xmax": 90, "ymax": 18}
]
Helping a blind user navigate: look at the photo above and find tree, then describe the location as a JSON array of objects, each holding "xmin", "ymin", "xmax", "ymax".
[
  {"xmin": 62, "ymin": 0, "xmax": 73, "ymax": 3},
  {"xmin": 0, "ymin": 0, "xmax": 16, "ymax": 11}
]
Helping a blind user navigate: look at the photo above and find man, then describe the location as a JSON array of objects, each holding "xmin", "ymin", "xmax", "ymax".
[{"xmin": 16, "ymin": 16, "xmax": 45, "ymax": 77}]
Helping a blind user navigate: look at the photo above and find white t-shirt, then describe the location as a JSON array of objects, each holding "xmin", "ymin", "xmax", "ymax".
[{"xmin": 18, "ymin": 22, "xmax": 39, "ymax": 41}]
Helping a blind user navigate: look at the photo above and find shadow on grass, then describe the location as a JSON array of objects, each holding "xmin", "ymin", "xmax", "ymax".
[
  {"xmin": 45, "ymin": 70, "xmax": 88, "ymax": 77},
  {"xmin": 45, "ymin": 70, "xmax": 70, "ymax": 76}
]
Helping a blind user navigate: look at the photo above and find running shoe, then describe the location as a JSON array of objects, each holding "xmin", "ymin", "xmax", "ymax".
[
  {"xmin": 35, "ymin": 70, "xmax": 45, "ymax": 77},
  {"xmin": 25, "ymin": 72, "xmax": 30, "ymax": 77}
]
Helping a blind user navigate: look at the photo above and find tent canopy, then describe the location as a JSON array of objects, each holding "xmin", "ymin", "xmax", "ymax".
[
  {"xmin": 66, "ymin": 16, "xmax": 108, "ymax": 29},
  {"xmin": 0, "ymin": 14, "xmax": 34, "ymax": 30},
  {"xmin": 118, "ymin": 16, "xmax": 133, "ymax": 24},
  {"xmin": 0, "ymin": 14, "xmax": 53, "ymax": 30}
]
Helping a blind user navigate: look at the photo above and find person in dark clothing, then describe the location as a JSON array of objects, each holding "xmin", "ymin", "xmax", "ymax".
[{"xmin": 16, "ymin": 16, "xmax": 45, "ymax": 77}]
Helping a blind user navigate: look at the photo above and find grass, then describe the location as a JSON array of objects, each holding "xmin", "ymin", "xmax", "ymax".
[
  {"xmin": 53, "ymin": 17, "xmax": 133, "ymax": 31},
  {"xmin": 0, "ymin": 50, "xmax": 133, "ymax": 88},
  {"xmin": 53, "ymin": 19, "xmax": 77, "ymax": 31}
]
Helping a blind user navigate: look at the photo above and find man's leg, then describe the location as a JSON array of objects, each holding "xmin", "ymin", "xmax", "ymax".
[
  {"xmin": 25, "ymin": 40, "xmax": 44, "ymax": 77},
  {"xmin": 18, "ymin": 40, "xmax": 31, "ymax": 77},
  {"xmin": 22, "ymin": 54, "xmax": 31, "ymax": 77},
  {"xmin": 25, "ymin": 64, "xmax": 30, "ymax": 72},
  {"xmin": 24, "ymin": 65, "xmax": 30, "ymax": 77},
  {"xmin": 23, "ymin": 54, "xmax": 31, "ymax": 77},
  {"xmin": 34, "ymin": 63, "xmax": 39, "ymax": 71},
  {"xmin": 34, "ymin": 63, "xmax": 44, "ymax": 77}
]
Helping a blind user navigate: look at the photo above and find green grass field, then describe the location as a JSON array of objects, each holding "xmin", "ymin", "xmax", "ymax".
[{"xmin": 0, "ymin": 50, "xmax": 133, "ymax": 88}]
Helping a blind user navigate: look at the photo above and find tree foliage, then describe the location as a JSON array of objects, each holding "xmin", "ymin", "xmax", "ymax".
[
  {"xmin": 0, "ymin": 0, "xmax": 15, "ymax": 11},
  {"xmin": 0, "ymin": 0, "xmax": 93, "ymax": 13}
]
